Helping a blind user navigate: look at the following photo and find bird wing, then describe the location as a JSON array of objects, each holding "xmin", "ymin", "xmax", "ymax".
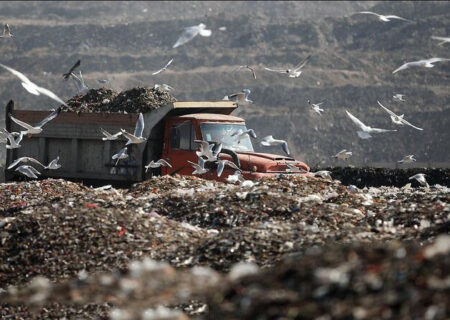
[
  {"xmin": 369, "ymin": 127, "xmax": 397, "ymax": 133},
  {"xmin": 187, "ymin": 160, "xmax": 200, "ymax": 170},
  {"xmin": 28, "ymin": 157, "xmax": 46, "ymax": 168},
  {"xmin": 100, "ymin": 128, "xmax": 112, "ymax": 138},
  {"xmin": 157, "ymin": 159, "xmax": 172, "ymax": 168},
  {"xmin": 8, "ymin": 157, "xmax": 26, "ymax": 169},
  {"xmin": 0, "ymin": 63, "xmax": 33, "ymax": 85},
  {"xmin": 248, "ymin": 129, "xmax": 257, "ymax": 138},
  {"xmin": 399, "ymin": 117, "xmax": 423, "ymax": 131},
  {"xmin": 226, "ymin": 160, "xmax": 240, "ymax": 171},
  {"xmin": 134, "ymin": 113, "xmax": 145, "ymax": 137},
  {"xmin": 17, "ymin": 166, "xmax": 38, "ymax": 179},
  {"xmin": 264, "ymin": 67, "xmax": 287, "ymax": 74},
  {"xmin": 377, "ymin": 101, "xmax": 397, "ymax": 117},
  {"xmin": 9, "ymin": 114, "xmax": 34, "ymax": 130},
  {"xmin": 198, "ymin": 28, "xmax": 212, "ymax": 37},
  {"xmin": 392, "ymin": 62, "xmax": 410, "ymax": 74},
  {"xmin": 385, "ymin": 15, "xmax": 414, "ymax": 22},
  {"xmin": 194, "ymin": 140, "xmax": 210, "ymax": 151},
  {"xmin": 345, "ymin": 110, "xmax": 368, "ymax": 131},
  {"xmin": 173, "ymin": 26, "xmax": 198, "ymax": 48},
  {"xmin": 217, "ymin": 161, "xmax": 225, "ymax": 177},
  {"xmin": 63, "ymin": 60, "xmax": 81, "ymax": 80},
  {"xmin": 431, "ymin": 36, "xmax": 450, "ymax": 41},
  {"xmin": 293, "ymin": 55, "xmax": 312, "ymax": 71},
  {"xmin": 35, "ymin": 86, "xmax": 68, "ymax": 107},
  {"xmin": 36, "ymin": 107, "xmax": 61, "ymax": 128},
  {"xmin": 358, "ymin": 11, "xmax": 380, "ymax": 17},
  {"xmin": 427, "ymin": 57, "xmax": 450, "ymax": 64},
  {"xmin": 28, "ymin": 165, "xmax": 42, "ymax": 175}
]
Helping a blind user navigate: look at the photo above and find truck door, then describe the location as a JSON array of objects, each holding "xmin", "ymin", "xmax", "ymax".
[{"xmin": 162, "ymin": 120, "xmax": 199, "ymax": 176}]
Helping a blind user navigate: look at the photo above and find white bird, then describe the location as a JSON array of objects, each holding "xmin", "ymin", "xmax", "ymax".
[
  {"xmin": 431, "ymin": 36, "xmax": 450, "ymax": 46},
  {"xmin": 70, "ymin": 71, "xmax": 89, "ymax": 94},
  {"xmin": 393, "ymin": 94, "xmax": 406, "ymax": 102},
  {"xmin": 15, "ymin": 165, "xmax": 41, "ymax": 179},
  {"xmin": 195, "ymin": 140, "xmax": 221, "ymax": 162},
  {"xmin": 45, "ymin": 156, "xmax": 61, "ymax": 170},
  {"xmin": 357, "ymin": 11, "xmax": 414, "ymax": 23},
  {"xmin": 308, "ymin": 100, "xmax": 325, "ymax": 115},
  {"xmin": 187, "ymin": 157, "xmax": 209, "ymax": 175},
  {"xmin": 231, "ymin": 128, "xmax": 257, "ymax": 143},
  {"xmin": 409, "ymin": 173, "xmax": 429, "ymax": 187},
  {"xmin": 377, "ymin": 101, "xmax": 423, "ymax": 131},
  {"xmin": 398, "ymin": 155, "xmax": 416, "ymax": 164},
  {"xmin": 121, "ymin": 113, "xmax": 147, "ymax": 145},
  {"xmin": 233, "ymin": 65, "xmax": 256, "ymax": 79},
  {"xmin": 152, "ymin": 59, "xmax": 173, "ymax": 75},
  {"xmin": 100, "ymin": 128, "xmax": 122, "ymax": 141},
  {"xmin": 310, "ymin": 170, "xmax": 332, "ymax": 179},
  {"xmin": 260, "ymin": 135, "xmax": 290, "ymax": 155},
  {"xmin": 0, "ymin": 24, "xmax": 13, "ymax": 38},
  {"xmin": 264, "ymin": 55, "xmax": 311, "ymax": 78},
  {"xmin": 223, "ymin": 89, "xmax": 253, "ymax": 104},
  {"xmin": 226, "ymin": 170, "xmax": 245, "ymax": 184},
  {"xmin": 345, "ymin": 110, "xmax": 397, "ymax": 139},
  {"xmin": 112, "ymin": 147, "xmax": 128, "ymax": 166},
  {"xmin": 8, "ymin": 157, "xmax": 45, "ymax": 170},
  {"xmin": 9, "ymin": 107, "xmax": 61, "ymax": 135},
  {"xmin": 216, "ymin": 158, "xmax": 240, "ymax": 177},
  {"xmin": 332, "ymin": 149, "xmax": 352, "ymax": 160},
  {"xmin": 172, "ymin": 23, "xmax": 212, "ymax": 48},
  {"xmin": 145, "ymin": 159, "xmax": 172, "ymax": 172},
  {"xmin": 154, "ymin": 84, "xmax": 174, "ymax": 91},
  {"xmin": 393, "ymin": 58, "xmax": 450, "ymax": 74},
  {"xmin": 2, "ymin": 129, "xmax": 23, "ymax": 149},
  {"xmin": 97, "ymin": 79, "xmax": 110, "ymax": 85},
  {"xmin": 0, "ymin": 64, "xmax": 68, "ymax": 107}
]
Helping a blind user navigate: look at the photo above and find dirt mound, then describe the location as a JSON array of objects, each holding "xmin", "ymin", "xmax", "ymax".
[{"xmin": 61, "ymin": 86, "xmax": 177, "ymax": 114}]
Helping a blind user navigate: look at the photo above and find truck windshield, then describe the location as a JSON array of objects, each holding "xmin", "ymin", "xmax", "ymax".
[{"xmin": 200, "ymin": 123, "xmax": 254, "ymax": 152}]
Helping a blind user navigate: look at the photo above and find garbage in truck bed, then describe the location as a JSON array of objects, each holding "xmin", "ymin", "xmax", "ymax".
[{"xmin": 61, "ymin": 86, "xmax": 177, "ymax": 114}]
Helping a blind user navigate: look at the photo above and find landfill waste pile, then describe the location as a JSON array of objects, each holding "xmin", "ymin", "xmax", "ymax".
[
  {"xmin": 0, "ymin": 175, "xmax": 449, "ymax": 319},
  {"xmin": 61, "ymin": 86, "xmax": 177, "ymax": 114}
]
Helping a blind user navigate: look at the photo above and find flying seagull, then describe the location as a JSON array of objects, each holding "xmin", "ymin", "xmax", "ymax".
[
  {"xmin": 152, "ymin": 59, "xmax": 173, "ymax": 75},
  {"xmin": 216, "ymin": 158, "xmax": 240, "ymax": 177},
  {"xmin": 264, "ymin": 55, "xmax": 311, "ymax": 78},
  {"xmin": 145, "ymin": 159, "xmax": 172, "ymax": 172},
  {"xmin": 233, "ymin": 65, "xmax": 257, "ymax": 79},
  {"xmin": 231, "ymin": 128, "xmax": 257, "ymax": 143},
  {"xmin": 393, "ymin": 94, "xmax": 406, "ymax": 102},
  {"xmin": 332, "ymin": 149, "xmax": 352, "ymax": 160},
  {"xmin": 310, "ymin": 170, "xmax": 332, "ymax": 179},
  {"xmin": 223, "ymin": 89, "xmax": 253, "ymax": 104},
  {"xmin": 357, "ymin": 11, "xmax": 414, "ymax": 23},
  {"xmin": 0, "ymin": 64, "xmax": 68, "ymax": 107},
  {"xmin": 393, "ymin": 58, "xmax": 450, "ymax": 74},
  {"xmin": 2, "ymin": 129, "xmax": 23, "ymax": 149},
  {"xmin": 70, "ymin": 70, "xmax": 89, "ymax": 94},
  {"xmin": 121, "ymin": 113, "xmax": 147, "ymax": 145},
  {"xmin": 345, "ymin": 110, "xmax": 397, "ymax": 139},
  {"xmin": 100, "ymin": 128, "xmax": 122, "ymax": 141},
  {"xmin": 195, "ymin": 140, "xmax": 222, "ymax": 162},
  {"xmin": 15, "ymin": 165, "xmax": 41, "ymax": 179},
  {"xmin": 398, "ymin": 155, "xmax": 416, "ymax": 164},
  {"xmin": 260, "ymin": 135, "xmax": 290, "ymax": 155},
  {"xmin": 45, "ymin": 156, "xmax": 61, "ymax": 170},
  {"xmin": 173, "ymin": 23, "xmax": 212, "ymax": 48},
  {"xmin": 377, "ymin": 101, "xmax": 423, "ymax": 131},
  {"xmin": 63, "ymin": 60, "xmax": 81, "ymax": 80},
  {"xmin": 308, "ymin": 100, "xmax": 325, "ymax": 115},
  {"xmin": 431, "ymin": 36, "xmax": 450, "ymax": 46},
  {"xmin": 188, "ymin": 157, "xmax": 209, "ymax": 175},
  {"xmin": 112, "ymin": 147, "xmax": 128, "ymax": 166},
  {"xmin": 0, "ymin": 24, "xmax": 13, "ymax": 38},
  {"xmin": 9, "ymin": 107, "xmax": 61, "ymax": 135},
  {"xmin": 409, "ymin": 173, "xmax": 429, "ymax": 187},
  {"xmin": 8, "ymin": 157, "xmax": 45, "ymax": 170}
]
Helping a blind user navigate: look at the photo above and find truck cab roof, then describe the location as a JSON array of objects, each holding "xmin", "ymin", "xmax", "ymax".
[{"xmin": 174, "ymin": 113, "xmax": 245, "ymax": 122}]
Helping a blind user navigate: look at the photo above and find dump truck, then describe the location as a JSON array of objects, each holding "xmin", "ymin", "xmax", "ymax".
[{"xmin": 3, "ymin": 100, "xmax": 309, "ymax": 183}]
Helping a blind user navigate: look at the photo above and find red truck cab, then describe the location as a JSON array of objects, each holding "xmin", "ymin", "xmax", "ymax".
[{"xmin": 161, "ymin": 113, "xmax": 309, "ymax": 181}]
